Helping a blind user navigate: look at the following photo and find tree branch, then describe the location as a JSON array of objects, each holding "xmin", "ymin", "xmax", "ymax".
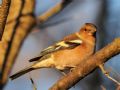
[
  {"xmin": 37, "ymin": 0, "xmax": 72, "ymax": 23},
  {"xmin": 0, "ymin": 0, "xmax": 35, "ymax": 88},
  {"xmin": 0, "ymin": 0, "xmax": 11, "ymax": 40},
  {"xmin": 49, "ymin": 38, "xmax": 120, "ymax": 90}
]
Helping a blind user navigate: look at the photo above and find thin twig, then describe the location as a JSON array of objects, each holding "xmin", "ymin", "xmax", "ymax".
[
  {"xmin": 29, "ymin": 76, "xmax": 37, "ymax": 90},
  {"xmin": 101, "ymin": 85, "xmax": 106, "ymax": 90},
  {"xmin": 37, "ymin": 0, "xmax": 72, "ymax": 23}
]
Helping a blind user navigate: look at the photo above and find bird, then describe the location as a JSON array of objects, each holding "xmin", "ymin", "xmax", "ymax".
[{"xmin": 10, "ymin": 23, "xmax": 97, "ymax": 80}]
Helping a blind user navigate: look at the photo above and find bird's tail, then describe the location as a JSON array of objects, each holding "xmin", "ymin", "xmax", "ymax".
[{"xmin": 10, "ymin": 67, "xmax": 34, "ymax": 80}]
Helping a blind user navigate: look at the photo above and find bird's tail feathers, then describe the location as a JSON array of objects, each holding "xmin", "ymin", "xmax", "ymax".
[{"xmin": 10, "ymin": 67, "xmax": 34, "ymax": 80}]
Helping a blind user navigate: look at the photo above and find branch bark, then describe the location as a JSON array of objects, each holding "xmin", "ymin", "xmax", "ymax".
[
  {"xmin": 0, "ymin": 0, "xmax": 11, "ymax": 40},
  {"xmin": 0, "ymin": 0, "xmax": 35, "ymax": 88},
  {"xmin": 49, "ymin": 38, "xmax": 120, "ymax": 90},
  {"xmin": 37, "ymin": 0, "xmax": 72, "ymax": 23}
]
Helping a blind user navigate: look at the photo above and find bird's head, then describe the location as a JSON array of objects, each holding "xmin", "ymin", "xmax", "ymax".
[{"xmin": 79, "ymin": 23, "xmax": 97, "ymax": 36}]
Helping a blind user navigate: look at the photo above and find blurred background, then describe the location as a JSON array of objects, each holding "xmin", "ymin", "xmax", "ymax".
[
  {"xmin": 3, "ymin": 0, "xmax": 120, "ymax": 90},
  {"xmin": 0, "ymin": 0, "xmax": 2, "ymax": 4}
]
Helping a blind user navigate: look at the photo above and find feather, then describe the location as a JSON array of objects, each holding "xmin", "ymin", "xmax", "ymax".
[
  {"xmin": 29, "ymin": 39, "xmax": 82, "ymax": 62},
  {"xmin": 10, "ymin": 67, "xmax": 34, "ymax": 80}
]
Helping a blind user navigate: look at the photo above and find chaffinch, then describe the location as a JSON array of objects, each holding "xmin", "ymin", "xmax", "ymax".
[{"xmin": 10, "ymin": 23, "xmax": 97, "ymax": 80}]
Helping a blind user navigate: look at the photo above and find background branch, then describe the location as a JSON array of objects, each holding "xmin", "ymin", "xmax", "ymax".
[
  {"xmin": 0, "ymin": 0, "xmax": 11, "ymax": 40},
  {"xmin": 50, "ymin": 38, "xmax": 120, "ymax": 90},
  {"xmin": 0, "ymin": 0, "xmax": 35, "ymax": 89},
  {"xmin": 37, "ymin": 0, "xmax": 72, "ymax": 23}
]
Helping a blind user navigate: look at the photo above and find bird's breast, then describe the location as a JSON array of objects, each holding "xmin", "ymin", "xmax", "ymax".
[{"xmin": 53, "ymin": 43, "xmax": 94, "ymax": 69}]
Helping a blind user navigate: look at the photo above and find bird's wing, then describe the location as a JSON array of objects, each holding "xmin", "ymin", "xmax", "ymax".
[
  {"xmin": 29, "ymin": 39, "xmax": 82, "ymax": 62},
  {"xmin": 42, "ymin": 39, "xmax": 82, "ymax": 53}
]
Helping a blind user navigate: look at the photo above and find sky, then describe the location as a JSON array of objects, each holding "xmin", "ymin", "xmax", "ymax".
[{"xmin": 0, "ymin": 0, "xmax": 2, "ymax": 4}]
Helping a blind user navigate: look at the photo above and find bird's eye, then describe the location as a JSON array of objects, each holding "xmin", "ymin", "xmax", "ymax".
[{"xmin": 84, "ymin": 29, "xmax": 87, "ymax": 31}]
